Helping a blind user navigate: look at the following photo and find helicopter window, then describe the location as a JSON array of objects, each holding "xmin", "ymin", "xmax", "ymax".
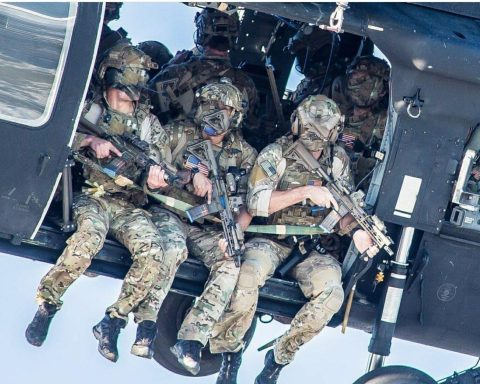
[{"xmin": 0, "ymin": 2, "xmax": 77, "ymax": 127}]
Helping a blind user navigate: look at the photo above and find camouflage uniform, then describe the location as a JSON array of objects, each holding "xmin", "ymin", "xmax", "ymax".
[
  {"xmin": 209, "ymin": 96, "xmax": 354, "ymax": 368},
  {"xmin": 288, "ymin": 25, "xmax": 370, "ymax": 108},
  {"xmin": 331, "ymin": 56, "xmax": 390, "ymax": 185},
  {"xmin": 36, "ymin": 95, "xmax": 185, "ymax": 322},
  {"xmin": 209, "ymin": 134, "xmax": 350, "ymax": 364},
  {"xmin": 146, "ymin": 116, "xmax": 257, "ymax": 345},
  {"xmin": 149, "ymin": 55, "xmax": 257, "ymax": 128}
]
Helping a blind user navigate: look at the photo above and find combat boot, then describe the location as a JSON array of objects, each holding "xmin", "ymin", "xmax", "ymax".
[
  {"xmin": 170, "ymin": 339, "xmax": 203, "ymax": 375},
  {"xmin": 216, "ymin": 350, "xmax": 243, "ymax": 384},
  {"xmin": 92, "ymin": 314, "xmax": 126, "ymax": 362},
  {"xmin": 25, "ymin": 302, "xmax": 58, "ymax": 347},
  {"xmin": 131, "ymin": 320, "xmax": 157, "ymax": 359},
  {"xmin": 254, "ymin": 350, "xmax": 288, "ymax": 384}
]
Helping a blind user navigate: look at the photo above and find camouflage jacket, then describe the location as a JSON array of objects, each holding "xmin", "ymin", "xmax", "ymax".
[
  {"xmin": 154, "ymin": 118, "xmax": 258, "ymax": 208},
  {"xmin": 329, "ymin": 75, "xmax": 386, "ymax": 153},
  {"xmin": 149, "ymin": 54, "xmax": 257, "ymax": 125},
  {"xmin": 247, "ymin": 135, "xmax": 352, "ymax": 228},
  {"xmin": 157, "ymin": 118, "xmax": 257, "ymax": 174},
  {"xmin": 72, "ymin": 95, "xmax": 164, "ymax": 204},
  {"xmin": 335, "ymin": 106, "xmax": 387, "ymax": 160}
]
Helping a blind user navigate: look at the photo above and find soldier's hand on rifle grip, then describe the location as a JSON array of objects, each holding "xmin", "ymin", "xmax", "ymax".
[
  {"xmin": 84, "ymin": 136, "xmax": 122, "ymax": 159},
  {"xmin": 306, "ymin": 186, "xmax": 339, "ymax": 211},
  {"xmin": 147, "ymin": 165, "xmax": 168, "ymax": 189},
  {"xmin": 193, "ymin": 173, "xmax": 213, "ymax": 204},
  {"xmin": 353, "ymin": 230, "xmax": 379, "ymax": 260},
  {"xmin": 218, "ymin": 238, "xmax": 230, "ymax": 259}
]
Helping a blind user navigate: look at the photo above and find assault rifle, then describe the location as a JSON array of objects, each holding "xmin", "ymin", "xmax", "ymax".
[
  {"xmin": 78, "ymin": 116, "xmax": 189, "ymax": 187},
  {"xmin": 284, "ymin": 140, "xmax": 394, "ymax": 257},
  {"xmin": 185, "ymin": 140, "xmax": 245, "ymax": 267}
]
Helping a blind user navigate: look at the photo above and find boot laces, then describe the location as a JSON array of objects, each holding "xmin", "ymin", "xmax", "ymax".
[{"xmin": 136, "ymin": 321, "xmax": 156, "ymax": 345}]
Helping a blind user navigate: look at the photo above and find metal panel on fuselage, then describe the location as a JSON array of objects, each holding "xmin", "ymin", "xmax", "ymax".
[{"xmin": 0, "ymin": 3, "xmax": 102, "ymax": 240}]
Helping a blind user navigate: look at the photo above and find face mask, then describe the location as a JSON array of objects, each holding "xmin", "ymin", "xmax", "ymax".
[
  {"xmin": 203, "ymin": 126, "xmax": 219, "ymax": 136},
  {"xmin": 200, "ymin": 109, "xmax": 232, "ymax": 135}
]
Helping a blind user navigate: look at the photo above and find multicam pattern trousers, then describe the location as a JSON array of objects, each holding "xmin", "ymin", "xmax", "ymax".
[
  {"xmin": 209, "ymin": 237, "xmax": 344, "ymax": 365},
  {"xmin": 36, "ymin": 194, "xmax": 184, "ymax": 322},
  {"xmin": 139, "ymin": 210, "xmax": 240, "ymax": 346}
]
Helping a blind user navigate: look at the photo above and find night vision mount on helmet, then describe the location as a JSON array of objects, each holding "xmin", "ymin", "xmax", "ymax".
[
  {"xmin": 194, "ymin": 7, "xmax": 240, "ymax": 51},
  {"xmin": 292, "ymin": 94, "xmax": 342, "ymax": 151},
  {"xmin": 97, "ymin": 43, "xmax": 158, "ymax": 100}
]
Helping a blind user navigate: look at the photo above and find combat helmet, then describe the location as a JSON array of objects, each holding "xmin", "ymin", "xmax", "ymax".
[
  {"xmin": 194, "ymin": 8, "xmax": 240, "ymax": 51},
  {"xmin": 97, "ymin": 42, "xmax": 158, "ymax": 100},
  {"xmin": 345, "ymin": 55, "xmax": 390, "ymax": 107},
  {"xmin": 292, "ymin": 95, "xmax": 342, "ymax": 152},
  {"xmin": 104, "ymin": 2, "xmax": 123, "ymax": 24},
  {"xmin": 194, "ymin": 78, "xmax": 245, "ymax": 136},
  {"xmin": 288, "ymin": 25, "xmax": 334, "ymax": 78},
  {"xmin": 137, "ymin": 41, "xmax": 173, "ymax": 77}
]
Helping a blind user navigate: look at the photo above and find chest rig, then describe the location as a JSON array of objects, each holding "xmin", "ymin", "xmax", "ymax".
[
  {"xmin": 271, "ymin": 149, "xmax": 334, "ymax": 227},
  {"xmin": 82, "ymin": 98, "xmax": 152, "ymax": 204},
  {"xmin": 344, "ymin": 108, "xmax": 385, "ymax": 148}
]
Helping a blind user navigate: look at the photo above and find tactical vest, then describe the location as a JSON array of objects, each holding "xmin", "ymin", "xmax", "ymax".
[
  {"xmin": 80, "ymin": 96, "xmax": 154, "ymax": 205},
  {"xmin": 343, "ymin": 108, "xmax": 386, "ymax": 149},
  {"xmin": 154, "ymin": 55, "xmax": 255, "ymax": 119},
  {"xmin": 162, "ymin": 122, "xmax": 250, "ymax": 218},
  {"xmin": 167, "ymin": 121, "xmax": 245, "ymax": 174},
  {"xmin": 270, "ymin": 137, "xmax": 336, "ymax": 227}
]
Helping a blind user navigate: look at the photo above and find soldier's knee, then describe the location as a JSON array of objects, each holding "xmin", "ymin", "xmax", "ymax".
[
  {"xmin": 237, "ymin": 260, "xmax": 268, "ymax": 290},
  {"xmin": 68, "ymin": 227, "xmax": 106, "ymax": 256},
  {"xmin": 320, "ymin": 285, "xmax": 344, "ymax": 314},
  {"xmin": 307, "ymin": 263, "xmax": 342, "ymax": 296},
  {"xmin": 218, "ymin": 258, "xmax": 240, "ymax": 280},
  {"xmin": 164, "ymin": 245, "xmax": 188, "ymax": 266},
  {"xmin": 133, "ymin": 236, "xmax": 164, "ymax": 260}
]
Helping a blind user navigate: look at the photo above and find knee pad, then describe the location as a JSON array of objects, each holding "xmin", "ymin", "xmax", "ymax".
[
  {"xmin": 237, "ymin": 258, "xmax": 271, "ymax": 290},
  {"xmin": 322, "ymin": 285, "xmax": 344, "ymax": 314},
  {"xmin": 68, "ymin": 228, "xmax": 106, "ymax": 256}
]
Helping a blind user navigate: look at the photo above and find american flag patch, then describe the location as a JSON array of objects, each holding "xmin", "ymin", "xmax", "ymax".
[
  {"xmin": 339, "ymin": 133, "xmax": 357, "ymax": 150},
  {"xmin": 184, "ymin": 155, "xmax": 209, "ymax": 175}
]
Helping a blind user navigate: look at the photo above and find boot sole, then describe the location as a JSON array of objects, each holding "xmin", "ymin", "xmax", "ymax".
[
  {"xmin": 25, "ymin": 329, "xmax": 44, "ymax": 347},
  {"xmin": 170, "ymin": 344, "xmax": 201, "ymax": 376},
  {"xmin": 131, "ymin": 344, "xmax": 153, "ymax": 359},
  {"xmin": 92, "ymin": 325, "xmax": 118, "ymax": 363}
]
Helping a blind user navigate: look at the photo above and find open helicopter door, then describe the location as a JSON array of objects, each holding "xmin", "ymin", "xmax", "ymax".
[{"xmin": 0, "ymin": 2, "xmax": 103, "ymax": 241}]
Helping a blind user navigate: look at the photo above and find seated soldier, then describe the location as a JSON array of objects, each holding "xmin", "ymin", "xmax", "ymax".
[
  {"xmin": 148, "ymin": 7, "xmax": 257, "ymax": 129},
  {"xmin": 288, "ymin": 25, "xmax": 365, "ymax": 108},
  {"xmin": 330, "ymin": 55, "xmax": 390, "ymax": 186},
  {"xmin": 25, "ymin": 43, "xmax": 187, "ymax": 363},
  {"xmin": 142, "ymin": 79, "xmax": 257, "ymax": 375},
  {"xmin": 208, "ymin": 95, "xmax": 379, "ymax": 384}
]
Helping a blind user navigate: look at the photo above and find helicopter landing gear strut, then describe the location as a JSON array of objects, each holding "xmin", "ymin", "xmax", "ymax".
[{"xmin": 366, "ymin": 226, "xmax": 414, "ymax": 372}]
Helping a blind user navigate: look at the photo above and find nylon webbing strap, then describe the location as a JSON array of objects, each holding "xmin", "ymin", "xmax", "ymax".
[{"xmin": 245, "ymin": 225, "xmax": 327, "ymax": 236}]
